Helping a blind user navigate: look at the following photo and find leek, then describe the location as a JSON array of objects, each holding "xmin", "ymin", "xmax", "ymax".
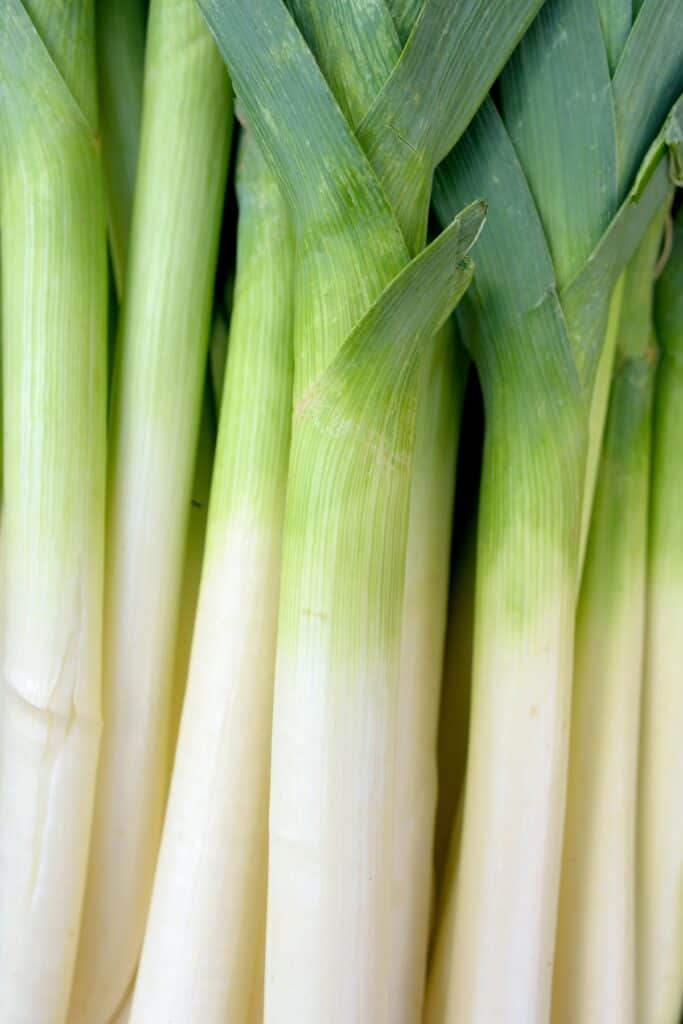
[
  {"xmin": 430, "ymin": 0, "xmax": 683, "ymax": 1016},
  {"xmin": 68, "ymin": 2, "xmax": 231, "ymax": 1020},
  {"xmin": 130, "ymin": 130, "xmax": 294, "ymax": 1023},
  {"xmin": 211, "ymin": 1, "xmax": 539, "ymax": 1015},
  {"xmin": 553, "ymin": 209, "xmax": 665, "ymax": 1024},
  {"xmin": 0, "ymin": 2, "xmax": 107, "ymax": 1020},
  {"xmin": 199, "ymin": 5, "xmax": 485, "ymax": 1019},
  {"xmin": 638, "ymin": 205, "xmax": 683, "ymax": 1024}
]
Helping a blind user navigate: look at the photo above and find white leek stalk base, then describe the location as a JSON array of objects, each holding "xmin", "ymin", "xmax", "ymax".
[
  {"xmin": 552, "ymin": 592, "xmax": 643, "ymax": 1023},
  {"xmin": 131, "ymin": 523, "xmax": 281, "ymax": 1022},
  {"xmin": 638, "ymin": 573, "xmax": 683, "ymax": 1023},
  {"xmin": 0, "ymin": 696, "xmax": 99, "ymax": 1024},
  {"xmin": 441, "ymin": 595, "xmax": 574, "ymax": 1023},
  {"xmin": 388, "ymin": 327, "xmax": 461, "ymax": 1023}
]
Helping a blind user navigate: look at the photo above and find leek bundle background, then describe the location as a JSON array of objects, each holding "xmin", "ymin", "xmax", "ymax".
[{"xmin": 1, "ymin": 1, "xmax": 683, "ymax": 1023}]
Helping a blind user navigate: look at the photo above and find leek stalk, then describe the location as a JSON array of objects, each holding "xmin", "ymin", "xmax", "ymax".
[
  {"xmin": 96, "ymin": 0, "xmax": 146, "ymax": 296},
  {"xmin": 130, "ymin": 131, "xmax": 293, "ymax": 1024},
  {"xmin": 211, "ymin": 1, "xmax": 539, "ymax": 1014},
  {"xmin": 68, "ymin": 2, "xmax": 231, "ymax": 1019},
  {"xmin": 637, "ymin": 206, "xmax": 683, "ymax": 1024},
  {"xmin": 199, "ymin": 6, "xmax": 484, "ymax": 1018},
  {"xmin": 552, "ymin": 209, "xmax": 665, "ymax": 1024},
  {"xmin": 429, "ymin": 0, "xmax": 683, "ymax": 1015},
  {"xmin": 0, "ymin": 2, "xmax": 107, "ymax": 1019}
]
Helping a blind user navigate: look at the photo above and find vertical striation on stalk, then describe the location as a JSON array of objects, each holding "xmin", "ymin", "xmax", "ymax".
[
  {"xmin": 427, "ymin": 0, "xmax": 682, "ymax": 1016},
  {"xmin": 68, "ymin": 1, "xmax": 232, "ymax": 1020},
  {"xmin": 130, "ymin": 131, "xmax": 294, "ymax": 1024},
  {"xmin": 198, "ymin": 3, "xmax": 485, "ymax": 1019},
  {"xmin": 235, "ymin": 1, "xmax": 543, "ymax": 1014},
  {"xmin": 0, "ymin": 2, "xmax": 108, "ymax": 1020},
  {"xmin": 638, "ymin": 206, "xmax": 683, "ymax": 1024},
  {"xmin": 553, "ymin": 209, "xmax": 665, "ymax": 1024}
]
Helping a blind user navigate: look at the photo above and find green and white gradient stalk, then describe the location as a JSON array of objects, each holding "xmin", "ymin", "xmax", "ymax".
[
  {"xmin": 432, "ymin": 518, "xmax": 476, "ymax": 900},
  {"xmin": 0, "ymin": 2, "xmax": 108, "ymax": 1020},
  {"xmin": 442, "ymin": 354, "xmax": 583, "ymax": 1023},
  {"xmin": 130, "ymin": 132, "xmax": 293, "ymax": 1024},
  {"xmin": 552, "ymin": 211, "xmax": 664, "ymax": 1024},
  {"xmin": 285, "ymin": 3, "xmax": 467, "ymax": 1006},
  {"xmin": 427, "ymin": 0, "xmax": 683, "ymax": 1010},
  {"xmin": 431, "ymin": 92, "xmax": 588, "ymax": 1023},
  {"xmin": 638, "ymin": 207, "xmax": 683, "ymax": 1024},
  {"xmin": 256, "ymin": 3, "xmax": 540, "ymax": 1012},
  {"xmin": 263, "ymin": 220, "xmax": 478, "ymax": 1023},
  {"xmin": 389, "ymin": 323, "xmax": 464, "ymax": 1021},
  {"xmin": 198, "ymin": 2, "xmax": 483, "ymax": 1018},
  {"xmin": 68, "ymin": 3, "xmax": 231, "ymax": 1021}
]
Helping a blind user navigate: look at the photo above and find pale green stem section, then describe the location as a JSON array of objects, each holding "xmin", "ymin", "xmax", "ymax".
[
  {"xmin": 389, "ymin": 322, "xmax": 464, "ymax": 1023},
  {"xmin": 196, "ymin": 5, "xmax": 482, "ymax": 1021},
  {"xmin": 578, "ymin": 273, "xmax": 624, "ymax": 575},
  {"xmin": 552, "ymin": 211, "xmax": 663, "ymax": 1024},
  {"xmin": 637, "ymin": 208, "xmax": 683, "ymax": 1024},
  {"xmin": 68, "ymin": 3, "xmax": 231, "ymax": 1021},
  {"xmin": 0, "ymin": 2, "xmax": 107, "ymax": 1021},
  {"xmin": 168, "ymin": 388, "xmax": 216, "ymax": 753},
  {"xmin": 263, "ymin": 222, "xmax": 477, "ymax": 1024},
  {"xmin": 130, "ymin": 131, "xmax": 293, "ymax": 1024},
  {"xmin": 96, "ymin": 0, "xmax": 145, "ymax": 296}
]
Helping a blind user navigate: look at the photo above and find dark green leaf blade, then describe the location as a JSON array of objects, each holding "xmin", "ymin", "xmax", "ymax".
[{"xmin": 500, "ymin": 0, "xmax": 617, "ymax": 286}]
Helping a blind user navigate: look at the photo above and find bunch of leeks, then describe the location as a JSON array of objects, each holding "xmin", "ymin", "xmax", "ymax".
[{"xmin": 0, "ymin": 1, "xmax": 682, "ymax": 1023}]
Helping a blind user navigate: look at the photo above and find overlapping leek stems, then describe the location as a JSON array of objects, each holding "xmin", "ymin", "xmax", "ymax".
[
  {"xmin": 68, "ymin": 3, "xmax": 232, "ymax": 1020},
  {"xmin": 427, "ymin": 0, "xmax": 682, "ymax": 1017},
  {"xmin": 0, "ymin": 1, "xmax": 681, "ymax": 1021},
  {"xmin": 553, "ymin": 208, "xmax": 665, "ymax": 1024},
  {"xmin": 131, "ymin": 131, "xmax": 294, "ymax": 1023},
  {"xmin": 0, "ymin": 2, "xmax": 107, "ymax": 1019},
  {"xmin": 196, "ymin": 3, "xmax": 488, "ymax": 1018},
  {"xmin": 278, "ymin": 2, "xmax": 544, "ymax": 1010},
  {"xmin": 638, "ymin": 206, "xmax": 683, "ymax": 1024}
]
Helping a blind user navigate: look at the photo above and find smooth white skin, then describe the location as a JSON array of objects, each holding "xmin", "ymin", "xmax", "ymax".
[
  {"xmin": 442, "ymin": 595, "xmax": 574, "ymax": 1024},
  {"xmin": 71, "ymin": 448, "xmax": 194, "ymax": 1024},
  {"xmin": 265, "ymin": 646, "xmax": 398, "ymax": 1024},
  {"xmin": 638, "ymin": 571, "xmax": 683, "ymax": 1024},
  {"xmin": 552, "ymin": 590, "xmax": 644, "ymax": 1024},
  {"xmin": 130, "ymin": 521, "xmax": 281, "ymax": 1023}
]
